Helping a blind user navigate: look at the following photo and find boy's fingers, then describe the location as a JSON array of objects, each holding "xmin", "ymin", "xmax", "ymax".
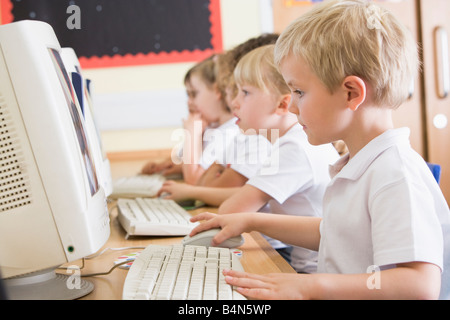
[
  {"xmin": 188, "ymin": 213, "xmax": 218, "ymax": 236},
  {"xmin": 224, "ymin": 270, "xmax": 271, "ymax": 289},
  {"xmin": 190, "ymin": 212, "xmax": 216, "ymax": 223},
  {"xmin": 211, "ymin": 227, "xmax": 239, "ymax": 247}
]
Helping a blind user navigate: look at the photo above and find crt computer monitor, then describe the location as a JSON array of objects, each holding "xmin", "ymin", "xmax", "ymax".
[
  {"xmin": 61, "ymin": 47, "xmax": 113, "ymax": 197},
  {"xmin": 0, "ymin": 20, "xmax": 110, "ymax": 299}
]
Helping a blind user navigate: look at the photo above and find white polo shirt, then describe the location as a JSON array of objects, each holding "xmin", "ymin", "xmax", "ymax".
[
  {"xmin": 318, "ymin": 128, "xmax": 450, "ymax": 299},
  {"xmin": 248, "ymin": 123, "xmax": 340, "ymax": 273}
]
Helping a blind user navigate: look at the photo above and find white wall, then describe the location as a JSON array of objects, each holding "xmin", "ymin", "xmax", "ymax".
[{"xmin": 83, "ymin": 0, "xmax": 272, "ymax": 153}]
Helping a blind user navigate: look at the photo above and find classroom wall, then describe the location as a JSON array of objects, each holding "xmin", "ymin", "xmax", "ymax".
[
  {"xmin": 81, "ymin": 0, "xmax": 268, "ymax": 154},
  {"xmin": 3, "ymin": 0, "xmax": 427, "ymax": 157}
]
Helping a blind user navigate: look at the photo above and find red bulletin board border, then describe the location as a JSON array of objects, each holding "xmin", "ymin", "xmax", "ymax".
[{"xmin": 0, "ymin": 0, "xmax": 223, "ymax": 69}]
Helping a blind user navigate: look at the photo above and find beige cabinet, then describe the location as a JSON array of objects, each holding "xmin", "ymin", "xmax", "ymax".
[
  {"xmin": 420, "ymin": 0, "xmax": 450, "ymax": 203},
  {"xmin": 376, "ymin": 0, "xmax": 424, "ymax": 157}
]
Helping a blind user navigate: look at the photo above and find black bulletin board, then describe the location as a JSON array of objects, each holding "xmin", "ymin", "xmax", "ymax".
[{"xmin": 0, "ymin": 0, "xmax": 223, "ymax": 68}]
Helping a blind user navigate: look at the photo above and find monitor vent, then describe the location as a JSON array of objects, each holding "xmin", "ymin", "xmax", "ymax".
[{"xmin": 0, "ymin": 96, "xmax": 32, "ymax": 213}]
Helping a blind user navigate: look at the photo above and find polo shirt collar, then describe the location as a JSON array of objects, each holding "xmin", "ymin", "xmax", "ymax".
[{"xmin": 329, "ymin": 128, "xmax": 411, "ymax": 181}]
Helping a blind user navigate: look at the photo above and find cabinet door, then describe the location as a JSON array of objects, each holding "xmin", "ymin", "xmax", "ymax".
[
  {"xmin": 376, "ymin": 0, "xmax": 425, "ymax": 156},
  {"xmin": 420, "ymin": 0, "xmax": 450, "ymax": 203}
]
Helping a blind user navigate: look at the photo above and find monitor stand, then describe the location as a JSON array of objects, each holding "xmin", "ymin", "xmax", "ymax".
[{"xmin": 4, "ymin": 268, "xmax": 93, "ymax": 300}]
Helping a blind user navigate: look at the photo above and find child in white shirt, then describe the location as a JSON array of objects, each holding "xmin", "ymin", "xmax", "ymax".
[
  {"xmin": 141, "ymin": 57, "xmax": 215, "ymax": 179},
  {"xmin": 177, "ymin": 56, "xmax": 238, "ymax": 184},
  {"xmin": 221, "ymin": 44, "xmax": 338, "ymax": 273},
  {"xmin": 196, "ymin": 34, "xmax": 279, "ymax": 188},
  {"xmin": 152, "ymin": 35, "xmax": 280, "ymax": 188},
  {"xmin": 167, "ymin": 44, "xmax": 338, "ymax": 272},
  {"xmin": 189, "ymin": 0, "xmax": 450, "ymax": 299}
]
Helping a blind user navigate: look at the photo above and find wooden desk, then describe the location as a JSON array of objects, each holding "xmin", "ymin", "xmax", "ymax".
[{"xmin": 71, "ymin": 151, "xmax": 295, "ymax": 300}]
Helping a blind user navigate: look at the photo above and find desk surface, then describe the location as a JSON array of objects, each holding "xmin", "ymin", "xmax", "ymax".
[{"xmin": 71, "ymin": 151, "xmax": 295, "ymax": 300}]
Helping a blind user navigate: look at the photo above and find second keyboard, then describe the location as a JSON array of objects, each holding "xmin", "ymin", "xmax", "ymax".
[{"xmin": 117, "ymin": 198, "xmax": 198, "ymax": 238}]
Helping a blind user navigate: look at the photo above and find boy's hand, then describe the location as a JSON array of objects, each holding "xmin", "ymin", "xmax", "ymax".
[
  {"xmin": 189, "ymin": 212, "xmax": 254, "ymax": 247},
  {"xmin": 141, "ymin": 160, "xmax": 170, "ymax": 175},
  {"xmin": 183, "ymin": 112, "xmax": 207, "ymax": 134},
  {"xmin": 157, "ymin": 181, "xmax": 192, "ymax": 202},
  {"xmin": 223, "ymin": 269, "xmax": 314, "ymax": 300}
]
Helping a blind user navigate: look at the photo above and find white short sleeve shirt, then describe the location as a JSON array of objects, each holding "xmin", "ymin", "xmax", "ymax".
[{"xmin": 318, "ymin": 128, "xmax": 450, "ymax": 299}]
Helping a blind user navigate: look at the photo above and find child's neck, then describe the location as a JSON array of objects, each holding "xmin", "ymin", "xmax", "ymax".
[
  {"xmin": 343, "ymin": 106, "xmax": 394, "ymax": 159},
  {"xmin": 265, "ymin": 114, "xmax": 298, "ymax": 144},
  {"xmin": 217, "ymin": 112, "xmax": 234, "ymax": 126}
]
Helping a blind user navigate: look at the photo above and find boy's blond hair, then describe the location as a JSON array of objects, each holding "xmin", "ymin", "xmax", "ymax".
[
  {"xmin": 274, "ymin": 0, "xmax": 419, "ymax": 108},
  {"xmin": 234, "ymin": 44, "xmax": 290, "ymax": 97}
]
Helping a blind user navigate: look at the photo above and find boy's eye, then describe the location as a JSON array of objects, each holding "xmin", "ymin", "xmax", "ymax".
[
  {"xmin": 187, "ymin": 90, "xmax": 197, "ymax": 98},
  {"xmin": 294, "ymin": 90, "xmax": 304, "ymax": 98}
]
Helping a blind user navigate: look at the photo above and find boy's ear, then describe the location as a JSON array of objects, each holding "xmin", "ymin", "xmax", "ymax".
[
  {"xmin": 213, "ymin": 84, "xmax": 223, "ymax": 99},
  {"xmin": 342, "ymin": 76, "xmax": 366, "ymax": 111},
  {"xmin": 275, "ymin": 94, "xmax": 292, "ymax": 115}
]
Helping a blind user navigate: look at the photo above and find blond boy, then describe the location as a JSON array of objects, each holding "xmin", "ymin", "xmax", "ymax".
[{"xmin": 190, "ymin": 0, "xmax": 450, "ymax": 299}]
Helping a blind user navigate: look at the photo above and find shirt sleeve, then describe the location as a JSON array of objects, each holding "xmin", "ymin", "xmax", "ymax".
[
  {"xmin": 369, "ymin": 178, "xmax": 444, "ymax": 271},
  {"xmin": 247, "ymin": 140, "xmax": 314, "ymax": 204}
]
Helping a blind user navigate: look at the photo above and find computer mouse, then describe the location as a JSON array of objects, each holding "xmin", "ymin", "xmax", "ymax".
[
  {"xmin": 158, "ymin": 192, "xmax": 170, "ymax": 199},
  {"xmin": 182, "ymin": 228, "xmax": 244, "ymax": 248}
]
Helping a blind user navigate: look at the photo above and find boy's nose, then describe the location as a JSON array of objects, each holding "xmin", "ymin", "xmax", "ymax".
[
  {"xmin": 230, "ymin": 98, "xmax": 240, "ymax": 111},
  {"xmin": 188, "ymin": 101, "xmax": 197, "ymax": 113},
  {"xmin": 288, "ymin": 101, "xmax": 299, "ymax": 115}
]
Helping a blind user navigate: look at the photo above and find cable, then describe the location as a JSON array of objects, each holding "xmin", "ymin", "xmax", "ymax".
[
  {"xmin": 80, "ymin": 260, "xmax": 132, "ymax": 277},
  {"xmin": 57, "ymin": 246, "xmax": 146, "ymax": 275},
  {"xmin": 84, "ymin": 246, "xmax": 146, "ymax": 259}
]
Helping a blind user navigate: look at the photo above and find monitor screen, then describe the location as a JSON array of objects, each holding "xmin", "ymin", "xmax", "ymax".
[
  {"xmin": 48, "ymin": 48, "xmax": 99, "ymax": 196},
  {"xmin": 60, "ymin": 47, "xmax": 113, "ymax": 197}
]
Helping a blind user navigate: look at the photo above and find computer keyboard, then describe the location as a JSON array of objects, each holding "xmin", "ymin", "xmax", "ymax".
[
  {"xmin": 122, "ymin": 244, "xmax": 247, "ymax": 300},
  {"xmin": 117, "ymin": 197, "xmax": 198, "ymax": 238},
  {"xmin": 110, "ymin": 174, "xmax": 165, "ymax": 198}
]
